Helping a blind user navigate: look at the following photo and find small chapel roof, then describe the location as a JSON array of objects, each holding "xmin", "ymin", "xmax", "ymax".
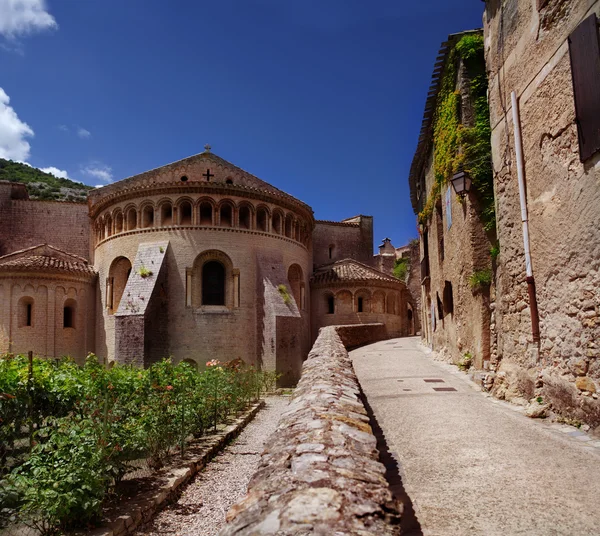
[
  {"xmin": 0, "ymin": 244, "xmax": 96, "ymax": 277},
  {"xmin": 310, "ymin": 258, "xmax": 402, "ymax": 286}
]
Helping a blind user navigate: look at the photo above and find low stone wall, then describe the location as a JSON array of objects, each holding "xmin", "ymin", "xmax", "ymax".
[
  {"xmin": 219, "ymin": 326, "xmax": 401, "ymax": 536},
  {"xmin": 334, "ymin": 322, "xmax": 388, "ymax": 349}
]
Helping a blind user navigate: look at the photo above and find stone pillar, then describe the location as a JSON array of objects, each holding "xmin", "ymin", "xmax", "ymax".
[
  {"xmin": 186, "ymin": 269, "xmax": 192, "ymax": 307},
  {"xmin": 233, "ymin": 269, "xmax": 240, "ymax": 308}
]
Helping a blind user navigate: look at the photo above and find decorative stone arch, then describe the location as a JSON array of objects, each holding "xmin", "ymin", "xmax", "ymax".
[
  {"xmin": 140, "ymin": 202, "xmax": 155, "ymax": 228},
  {"xmin": 104, "ymin": 213, "xmax": 113, "ymax": 238},
  {"xmin": 292, "ymin": 219, "xmax": 300, "ymax": 241},
  {"xmin": 284, "ymin": 213, "xmax": 294, "ymax": 238},
  {"xmin": 272, "ymin": 210, "xmax": 284, "ymax": 235},
  {"xmin": 124, "ymin": 205, "xmax": 138, "ymax": 231},
  {"xmin": 158, "ymin": 199, "xmax": 174, "ymax": 226},
  {"xmin": 107, "ymin": 256, "xmax": 132, "ymax": 314},
  {"xmin": 63, "ymin": 297, "xmax": 77, "ymax": 329},
  {"xmin": 256, "ymin": 205, "xmax": 270, "ymax": 232},
  {"xmin": 237, "ymin": 201, "xmax": 254, "ymax": 230},
  {"xmin": 176, "ymin": 197, "xmax": 194, "ymax": 225},
  {"xmin": 386, "ymin": 292, "xmax": 396, "ymax": 315},
  {"xmin": 323, "ymin": 290, "xmax": 335, "ymax": 315},
  {"xmin": 97, "ymin": 216, "xmax": 106, "ymax": 242},
  {"xmin": 190, "ymin": 250, "xmax": 238, "ymax": 309},
  {"xmin": 17, "ymin": 295, "xmax": 34, "ymax": 327},
  {"xmin": 218, "ymin": 200, "xmax": 235, "ymax": 227},
  {"xmin": 354, "ymin": 288, "xmax": 371, "ymax": 313},
  {"xmin": 113, "ymin": 209, "xmax": 124, "ymax": 234},
  {"xmin": 335, "ymin": 289, "xmax": 353, "ymax": 314},
  {"xmin": 197, "ymin": 197, "xmax": 216, "ymax": 226},
  {"xmin": 372, "ymin": 290, "xmax": 386, "ymax": 314},
  {"xmin": 287, "ymin": 264, "xmax": 304, "ymax": 310}
]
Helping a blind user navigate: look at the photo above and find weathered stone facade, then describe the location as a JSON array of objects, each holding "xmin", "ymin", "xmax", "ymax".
[
  {"xmin": 409, "ymin": 31, "xmax": 495, "ymax": 369},
  {"xmin": 483, "ymin": 0, "xmax": 600, "ymax": 425},
  {"xmin": 219, "ymin": 325, "xmax": 401, "ymax": 535}
]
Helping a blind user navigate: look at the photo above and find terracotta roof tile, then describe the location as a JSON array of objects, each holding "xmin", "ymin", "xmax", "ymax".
[
  {"xmin": 311, "ymin": 259, "xmax": 401, "ymax": 286},
  {"xmin": 0, "ymin": 244, "xmax": 96, "ymax": 277}
]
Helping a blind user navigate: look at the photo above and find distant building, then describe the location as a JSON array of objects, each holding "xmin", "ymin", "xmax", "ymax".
[{"xmin": 0, "ymin": 149, "xmax": 410, "ymax": 385}]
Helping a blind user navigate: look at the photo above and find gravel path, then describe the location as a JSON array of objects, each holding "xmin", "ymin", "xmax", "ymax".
[{"xmin": 135, "ymin": 396, "xmax": 289, "ymax": 536}]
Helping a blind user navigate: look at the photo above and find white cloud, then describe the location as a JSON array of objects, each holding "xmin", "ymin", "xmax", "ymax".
[
  {"xmin": 40, "ymin": 166, "xmax": 69, "ymax": 179},
  {"xmin": 0, "ymin": 86, "xmax": 34, "ymax": 161},
  {"xmin": 0, "ymin": 0, "xmax": 57, "ymax": 38},
  {"xmin": 76, "ymin": 127, "xmax": 91, "ymax": 139},
  {"xmin": 57, "ymin": 124, "xmax": 68, "ymax": 132},
  {"xmin": 82, "ymin": 163, "xmax": 113, "ymax": 183}
]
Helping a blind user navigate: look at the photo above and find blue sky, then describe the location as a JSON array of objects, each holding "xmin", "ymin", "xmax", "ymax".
[{"xmin": 0, "ymin": 0, "xmax": 484, "ymax": 249}]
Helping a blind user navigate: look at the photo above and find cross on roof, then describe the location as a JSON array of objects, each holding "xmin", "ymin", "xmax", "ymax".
[{"xmin": 204, "ymin": 144, "xmax": 211, "ymax": 152}]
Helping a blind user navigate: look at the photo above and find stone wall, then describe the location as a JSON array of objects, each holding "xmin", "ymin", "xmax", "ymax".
[
  {"xmin": 219, "ymin": 325, "xmax": 401, "ymax": 535},
  {"xmin": 0, "ymin": 194, "xmax": 90, "ymax": 259},
  {"xmin": 334, "ymin": 323, "xmax": 388, "ymax": 349},
  {"xmin": 0, "ymin": 276, "xmax": 95, "ymax": 362},
  {"xmin": 313, "ymin": 216, "xmax": 373, "ymax": 268},
  {"xmin": 484, "ymin": 0, "xmax": 600, "ymax": 426}
]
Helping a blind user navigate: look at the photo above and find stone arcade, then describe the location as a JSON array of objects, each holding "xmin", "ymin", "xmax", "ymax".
[{"xmin": 0, "ymin": 149, "xmax": 413, "ymax": 385}]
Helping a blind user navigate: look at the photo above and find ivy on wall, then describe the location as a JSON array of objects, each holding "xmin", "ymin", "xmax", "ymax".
[{"xmin": 418, "ymin": 34, "xmax": 495, "ymax": 232}]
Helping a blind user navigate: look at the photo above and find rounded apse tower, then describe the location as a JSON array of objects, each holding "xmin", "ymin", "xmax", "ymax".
[{"xmin": 88, "ymin": 148, "xmax": 314, "ymax": 385}]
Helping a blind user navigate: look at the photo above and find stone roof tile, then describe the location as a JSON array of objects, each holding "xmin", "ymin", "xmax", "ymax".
[
  {"xmin": 311, "ymin": 259, "xmax": 401, "ymax": 285},
  {"xmin": 0, "ymin": 244, "xmax": 96, "ymax": 277}
]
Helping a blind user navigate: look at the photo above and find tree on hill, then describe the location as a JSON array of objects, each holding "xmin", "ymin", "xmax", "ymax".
[{"xmin": 0, "ymin": 159, "xmax": 94, "ymax": 202}]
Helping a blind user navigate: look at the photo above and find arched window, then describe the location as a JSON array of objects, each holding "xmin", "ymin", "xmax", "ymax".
[
  {"xmin": 142, "ymin": 205, "xmax": 154, "ymax": 228},
  {"xmin": 272, "ymin": 212, "xmax": 282, "ymax": 234},
  {"xmin": 105, "ymin": 215, "xmax": 113, "ymax": 238},
  {"xmin": 239, "ymin": 205, "xmax": 251, "ymax": 229},
  {"xmin": 63, "ymin": 299, "xmax": 76, "ymax": 328},
  {"xmin": 326, "ymin": 294, "xmax": 335, "ymax": 315},
  {"xmin": 199, "ymin": 201, "xmax": 213, "ymax": 225},
  {"xmin": 202, "ymin": 261, "xmax": 225, "ymax": 305},
  {"xmin": 285, "ymin": 214, "xmax": 293, "ymax": 238},
  {"xmin": 107, "ymin": 257, "xmax": 132, "ymax": 314},
  {"xmin": 220, "ymin": 203, "xmax": 233, "ymax": 227},
  {"xmin": 126, "ymin": 208, "xmax": 137, "ymax": 231},
  {"xmin": 328, "ymin": 244, "xmax": 335, "ymax": 260},
  {"xmin": 18, "ymin": 297, "xmax": 34, "ymax": 327},
  {"xmin": 257, "ymin": 207, "xmax": 268, "ymax": 232},
  {"xmin": 114, "ymin": 211, "xmax": 123, "ymax": 233},
  {"xmin": 179, "ymin": 201, "xmax": 193, "ymax": 225},
  {"xmin": 161, "ymin": 202, "xmax": 173, "ymax": 226}
]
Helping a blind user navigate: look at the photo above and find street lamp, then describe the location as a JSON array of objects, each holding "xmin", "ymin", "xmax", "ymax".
[{"xmin": 450, "ymin": 170, "xmax": 472, "ymax": 197}]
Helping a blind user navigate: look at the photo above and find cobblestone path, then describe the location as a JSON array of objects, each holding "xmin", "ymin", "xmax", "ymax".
[
  {"xmin": 352, "ymin": 337, "xmax": 600, "ymax": 536},
  {"xmin": 135, "ymin": 396, "xmax": 289, "ymax": 536}
]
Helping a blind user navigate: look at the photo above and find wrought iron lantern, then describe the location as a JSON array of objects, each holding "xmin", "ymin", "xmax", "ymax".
[{"xmin": 450, "ymin": 169, "xmax": 472, "ymax": 197}]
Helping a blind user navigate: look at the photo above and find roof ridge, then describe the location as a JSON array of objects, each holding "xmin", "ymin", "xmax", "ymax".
[{"xmin": 0, "ymin": 244, "xmax": 90, "ymax": 264}]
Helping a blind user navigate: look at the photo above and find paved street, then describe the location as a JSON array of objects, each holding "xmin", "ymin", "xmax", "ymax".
[{"xmin": 352, "ymin": 337, "xmax": 600, "ymax": 536}]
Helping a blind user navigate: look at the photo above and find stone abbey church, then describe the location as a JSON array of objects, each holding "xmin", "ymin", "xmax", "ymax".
[{"xmin": 0, "ymin": 149, "xmax": 412, "ymax": 385}]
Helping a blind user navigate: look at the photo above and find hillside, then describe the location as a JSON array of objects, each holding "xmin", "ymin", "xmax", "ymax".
[{"xmin": 0, "ymin": 159, "xmax": 94, "ymax": 202}]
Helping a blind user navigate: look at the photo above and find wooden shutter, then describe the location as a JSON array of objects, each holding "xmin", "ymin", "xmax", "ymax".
[{"xmin": 568, "ymin": 13, "xmax": 600, "ymax": 162}]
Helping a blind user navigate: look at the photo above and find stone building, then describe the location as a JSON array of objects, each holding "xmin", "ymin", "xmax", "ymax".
[
  {"xmin": 0, "ymin": 149, "xmax": 409, "ymax": 385},
  {"xmin": 409, "ymin": 30, "xmax": 496, "ymax": 368},
  {"xmin": 483, "ymin": 0, "xmax": 600, "ymax": 425}
]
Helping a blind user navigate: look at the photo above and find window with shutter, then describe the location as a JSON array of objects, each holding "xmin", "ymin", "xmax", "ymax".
[{"xmin": 568, "ymin": 13, "xmax": 600, "ymax": 162}]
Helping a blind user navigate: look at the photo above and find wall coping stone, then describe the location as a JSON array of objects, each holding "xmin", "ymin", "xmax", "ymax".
[{"xmin": 219, "ymin": 326, "xmax": 402, "ymax": 535}]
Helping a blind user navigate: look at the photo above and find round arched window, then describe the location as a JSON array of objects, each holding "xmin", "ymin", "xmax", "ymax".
[{"xmin": 202, "ymin": 261, "xmax": 225, "ymax": 305}]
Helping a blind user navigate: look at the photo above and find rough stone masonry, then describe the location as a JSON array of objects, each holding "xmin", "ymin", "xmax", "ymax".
[{"xmin": 219, "ymin": 326, "xmax": 402, "ymax": 535}]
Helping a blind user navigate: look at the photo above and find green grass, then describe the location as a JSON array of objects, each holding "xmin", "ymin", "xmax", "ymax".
[{"xmin": 0, "ymin": 158, "xmax": 93, "ymax": 202}]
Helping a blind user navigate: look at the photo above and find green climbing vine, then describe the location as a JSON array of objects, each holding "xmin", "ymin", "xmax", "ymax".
[{"xmin": 418, "ymin": 33, "xmax": 495, "ymax": 232}]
